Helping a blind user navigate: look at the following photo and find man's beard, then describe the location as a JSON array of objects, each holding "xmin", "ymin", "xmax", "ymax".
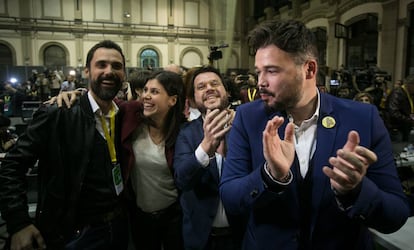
[
  {"xmin": 261, "ymin": 74, "xmax": 302, "ymax": 113},
  {"xmin": 197, "ymin": 96, "xmax": 229, "ymax": 115},
  {"xmin": 90, "ymin": 74, "xmax": 122, "ymax": 101},
  {"xmin": 264, "ymin": 101, "xmax": 286, "ymax": 113}
]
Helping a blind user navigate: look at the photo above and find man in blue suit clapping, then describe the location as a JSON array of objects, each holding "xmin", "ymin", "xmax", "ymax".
[
  {"xmin": 220, "ymin": 19, "xmax": 410, "ymax": 250},
  {"xmin": 174, "ymin": 66, "xmax": 244, "ymax": 250}
]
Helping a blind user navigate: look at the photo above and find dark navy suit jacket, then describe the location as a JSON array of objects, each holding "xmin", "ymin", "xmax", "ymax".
[
  {"xmin": 220, "ymin": 92, "xmax": 410, "ymax": 250},
  {"xmin": 174, "ymin": 117, "xmax": 242, "ymax": 249}
]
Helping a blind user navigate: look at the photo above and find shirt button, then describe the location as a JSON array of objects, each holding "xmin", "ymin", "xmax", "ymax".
[{"xmin": 250, "ymin": 189, "xmax": 259, "ymax": 198}]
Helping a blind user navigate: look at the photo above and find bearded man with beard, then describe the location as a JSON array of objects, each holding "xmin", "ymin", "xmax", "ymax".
[
  {"xmin": 0, "ymin": 40, "xmax": 130, "ymax": 250},
  {"xmin": 220, "ymin": 20, "xmax": 410, "ymax": 250},
  {"xmin": 174, "ymin": 66, "xmax": 246, "ymax": 250}
]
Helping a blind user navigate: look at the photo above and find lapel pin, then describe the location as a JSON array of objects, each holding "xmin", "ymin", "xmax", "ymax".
[{"xmin": 322, "ymin": 116, "xmax": 336, "ymax": 129}]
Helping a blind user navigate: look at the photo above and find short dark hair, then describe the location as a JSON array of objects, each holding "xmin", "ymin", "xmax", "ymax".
[
  {"xmin": 248, "ymin": 19, "xmax": 319, "ymax": 66},
  {"xmin": 85, "ymin": 40, "xmax": 126, "ymax": 71},
  {"xmin": 128, "ymin": 70, "xmax": 151, "ymax": 99},
  {"xmin": 188, "ymin": 65, "xmax": 229, "ymax": 101}
]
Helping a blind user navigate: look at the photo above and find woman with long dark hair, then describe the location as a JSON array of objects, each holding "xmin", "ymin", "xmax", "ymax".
[{"xmin": 119, "ymin": 70, "xmax": 186, "ymax": 250}]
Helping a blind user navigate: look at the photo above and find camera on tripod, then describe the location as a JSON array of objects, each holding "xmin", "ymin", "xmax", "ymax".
[{"xmin": 208, "ymin": 44, "xmax": 229, "ymax": 61}]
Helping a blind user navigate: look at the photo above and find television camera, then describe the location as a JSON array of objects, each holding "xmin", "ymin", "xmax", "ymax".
[{"xmin": 208, "ymin": 44, "xmax": 229, "ymax": 61}]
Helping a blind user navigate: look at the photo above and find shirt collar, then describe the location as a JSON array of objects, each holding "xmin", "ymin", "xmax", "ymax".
[{"xmin": 87, "ymin": 91, "xmax": 119, "ymax": 116}]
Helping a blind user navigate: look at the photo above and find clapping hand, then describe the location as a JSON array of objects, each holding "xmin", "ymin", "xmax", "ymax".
[
  {"xmin": 262, "ymin": 116, "xmax": 295, "ymax": 180},
  {"xmin": 200, "ymin": 108, "xmax": 234, "ymax": 156},
  {"xmin": 322, "ymin": 130, "xmax": 377, "ymax": 194}
]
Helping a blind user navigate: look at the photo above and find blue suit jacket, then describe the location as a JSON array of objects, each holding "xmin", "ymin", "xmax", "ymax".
[
  {"xmin": 175, "ymin": 117, "xmax": 240, "ymax": 249},
  {"xmin": 220, "ymin": 93, "xmax": 410, "ymax": 250}
]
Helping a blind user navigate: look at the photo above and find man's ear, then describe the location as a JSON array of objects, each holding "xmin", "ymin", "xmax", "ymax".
[
  {"xmin": 306, "ymin": 61, "xmax": 317, "ymax": 79},
  {"xmin": 83, "ymin": 67, "xmax": 89, "ymax": 77}
]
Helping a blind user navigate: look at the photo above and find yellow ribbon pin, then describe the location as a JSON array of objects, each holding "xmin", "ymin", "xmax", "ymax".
[{"xmin": 322, "ymin": 116, "xmax": 336, "ymax": 129}]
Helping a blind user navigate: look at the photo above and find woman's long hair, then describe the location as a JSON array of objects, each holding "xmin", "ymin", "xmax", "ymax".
[{"xmin": 142, "ymin": 70, "xmax": 186, "ymax": 148}]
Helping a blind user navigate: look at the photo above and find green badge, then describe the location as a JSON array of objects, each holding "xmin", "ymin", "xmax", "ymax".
[{"xmin": 112, "ymin": 163, "xmax": 124, "ymax": 196}]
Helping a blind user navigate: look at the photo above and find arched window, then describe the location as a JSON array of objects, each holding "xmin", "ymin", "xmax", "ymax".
[
  {"xmin": 140, "ymin": 49, "xmax": 159, "ymax": 68},
  {"xmin": 0, "ymin": 43, "xmax": 12, "ymax": 65},
  {"xmin": 44, "ymin": 45, "xmax": 66, "ymax": 67}
]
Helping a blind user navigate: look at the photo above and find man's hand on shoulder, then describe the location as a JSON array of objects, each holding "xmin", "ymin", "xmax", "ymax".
[{"xmin": 44, "ymin": 88, "xmax": 87, "ymax": 108}]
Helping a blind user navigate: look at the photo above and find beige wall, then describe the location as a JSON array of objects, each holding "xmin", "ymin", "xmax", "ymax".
[
  {"xmin": 2, "ymin": 0, "xmax": 413, "ymax": 79},
  {"xmin": 0, "ymin": 0, "xmax": 243, "ymax": 74}
]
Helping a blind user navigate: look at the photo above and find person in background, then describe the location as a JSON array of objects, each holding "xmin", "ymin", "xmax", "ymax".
[
  {"xmin": 24, "ymin": 80, "xmax": 40, "ymax": 101},
  {"xmin": 238, "ymin": 72, "xmax": 260, "ymax": 104},
  {"xmin": 394, "ymin": 79, "xmax": 403, "ymax": 89},
  {"xmin": 164, "ymin": 64, "xmax": 184, "ymax": 76},
  {"xmin": 120, "ymin": 70, "xmax": 186, "ymax": 250},
  {"xmin": 174, "ymin": 66, "xmax": 244, "ymax": 250},
  {"xmin": 384, "ymin": 75, "xmax": 414, "ymax": 142},
  {"xmin": 380, "ymin": 79, "xmax": 402, "ymax": 110},
  {"xmin": 126, "ymin": 70, "xmax": 151, "ymax": 101},
  {"xmin": 220, "ymin": 19, "xmax": 409, "ymax": 249},
  {"xmin": 116, "ymin": 81, "xmax": 130, "ymax": 101},
  {"xmin": 0, "ymin": 81, "xmax": 19, "ymax": 116},
  {"xmin": 228, "ymin": 70, "xmax": 238, "ymax": 83},
  {"xmin": 164, "ymin": 63, "xmax": 201, "ymax": 121},
  {"xmin": 0, "ymin": 114, "xmax": 16, "ymax": 152},
  {"xmin": 182, "ymin": 66, "xmax": 202, "ymax": 121},
  {"xmin": 49, "ymin": 71, "xmax": 62, "ymax": 97},
  {"xmin": 336, "ymin": 85, "xmax": 353, "ymax": 99},
  {"xmin": 36, "ymin": 73, "xmax": 51, "ymax": 101},
  {"xmin": 353, "ymin": 92, "xmax": 374, "ymax": 104},
  {"xmin": 0, "ymin": 40, "xmax": 130, "ymax": 249},
  {"xmin": 60, "ymin": 74, "xmax": 76, "ymax": 92},
  {"xmin": 227, "ymin": 70, "xmax": 242, "ymax": 106}
]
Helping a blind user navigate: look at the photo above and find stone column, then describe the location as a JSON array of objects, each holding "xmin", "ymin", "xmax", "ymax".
[
  {"xmin": 291, "ymin": 0, "xmax": 301, "ymax": 19},
  {"xmin": 264, "ymin": 7, "xmax": 275, "ymax": 20},
  {"xmin": 122, "ymin": 0, "xmax": 132, "ymax": 67},
  {"xmin": 19, "ymin": 0, "xmax": 32, "ymax": 65},
  {"xmin": 327, "ymin": 15, "xmax": 340, "ymax": 73},
  {"xmin": 378, "ymin": 0, "xmax": 399, "ymax": 80}
]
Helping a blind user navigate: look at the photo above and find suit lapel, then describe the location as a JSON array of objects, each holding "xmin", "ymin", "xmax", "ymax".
[
  {"xmin": 312, "ymin": 119, "xmax": 337, "ymax": 204},
  {"xmin": 310, "ymin": 94, "xmax": 337, "ymax": 231}
]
